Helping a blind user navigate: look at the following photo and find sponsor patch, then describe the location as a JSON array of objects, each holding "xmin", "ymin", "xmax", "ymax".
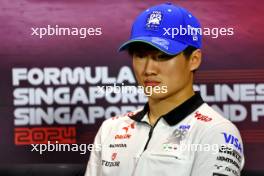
[{"xmin": 222, "ymin": 133, "xmax": 243, "ymax": 153}]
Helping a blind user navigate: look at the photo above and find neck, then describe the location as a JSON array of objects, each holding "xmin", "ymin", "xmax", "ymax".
[{"xmin": 148, "ymin": 88, "xmax": 195, "ymax": 126}]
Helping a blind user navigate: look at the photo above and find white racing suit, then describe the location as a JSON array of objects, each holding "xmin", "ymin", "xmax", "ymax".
[{"xmin": 85, "ymin": 92, "xmax": 245, "ymax": 176}]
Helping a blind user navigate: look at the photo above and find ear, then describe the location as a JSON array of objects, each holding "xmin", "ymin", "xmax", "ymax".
[{"xmin": 189, "ymin": 49, "xmax": 202, "ymax": 71}]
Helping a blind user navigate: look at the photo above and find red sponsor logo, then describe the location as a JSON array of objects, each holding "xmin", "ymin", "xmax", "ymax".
[
  {"xmin": 115, "ymin": 134, "xmax": 131, "ymax": 140},
  {"xmin": 194, "ymin": 111, "xmax": 212, "ymax": 122},
  {"xmin": 122, "ymin": 122, "xmax": 135, "ymax": 133},
  {"xmin": 111, "ymin": 153, "xmax": 117, "ymax": 161},
  {"xmin": 14, "ymin": 127, "xmax": 76, "ymax": 145},
  {"xmin": 114, "ymin": 122, "xmax": 135, "ymax": 140}
]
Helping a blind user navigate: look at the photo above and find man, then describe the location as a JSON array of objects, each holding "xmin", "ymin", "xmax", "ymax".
[{"xmin": 85, "ymin": 3, "xmax": 245, "ymax": 176}]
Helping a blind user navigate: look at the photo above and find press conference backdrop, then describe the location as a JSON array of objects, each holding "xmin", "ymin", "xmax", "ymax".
[{"xmin": 0, "ymin": 0, "xmax": 263, "ymax": 175}]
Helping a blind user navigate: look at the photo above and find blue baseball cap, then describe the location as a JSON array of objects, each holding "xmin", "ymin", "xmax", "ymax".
[{"xmin": 119, "ymin": 3, "xmax": 202, "ymax": 55}]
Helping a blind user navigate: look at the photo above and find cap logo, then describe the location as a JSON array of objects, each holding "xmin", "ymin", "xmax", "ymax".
[
  {"xmin": 151, "ymin": 37, "xmax": 169, "ymax": 50},
  {"xmin": 146, "ymin": 11, "xmax": 163, "ymax": 30}
]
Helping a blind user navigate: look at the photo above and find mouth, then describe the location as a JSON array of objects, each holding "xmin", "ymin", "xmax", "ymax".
[{"xmin": 144, "ymin": 80, "xmax": 161, "ymax": 86}]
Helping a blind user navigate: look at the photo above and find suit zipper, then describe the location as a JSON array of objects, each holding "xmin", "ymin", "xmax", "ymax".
[{"xmin": 143, "ymin": 117, "xmax": 162, "ymax": 151}]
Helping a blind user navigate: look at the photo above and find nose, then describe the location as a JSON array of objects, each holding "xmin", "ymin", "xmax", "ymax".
[{"xmin": 144, "ymin": 56, "xmax": 158, "ymax": 76}]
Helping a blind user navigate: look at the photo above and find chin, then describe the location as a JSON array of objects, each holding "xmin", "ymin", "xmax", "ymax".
[{"xmin": 146, "ymin": 92, "xmax": 170, "ymax": 100}]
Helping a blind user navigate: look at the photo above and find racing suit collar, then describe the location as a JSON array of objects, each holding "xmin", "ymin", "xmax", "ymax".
[{"xmin": 130, "ymin": 92, "xmax": 204, "ymax": 126}]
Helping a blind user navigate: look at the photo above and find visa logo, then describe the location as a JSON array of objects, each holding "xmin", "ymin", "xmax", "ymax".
[{"xmin": 222, "ymin": 132, "xmax": 242, "ymax": 153}]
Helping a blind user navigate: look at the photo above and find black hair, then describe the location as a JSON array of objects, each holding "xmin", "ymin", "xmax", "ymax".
[{"xmin": 182, "ymin": 45, "xmax": 198, "ymax": 59}]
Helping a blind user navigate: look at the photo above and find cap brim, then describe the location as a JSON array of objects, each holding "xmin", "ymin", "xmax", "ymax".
[{"xmin": 118, "ymin": 36, "xmax": 188, "ymax": 55}]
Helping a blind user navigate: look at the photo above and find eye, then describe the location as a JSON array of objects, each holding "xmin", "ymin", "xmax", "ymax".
[{"xmin": 155, "ymin": 54, "xmax": 174, "ymax": 61}]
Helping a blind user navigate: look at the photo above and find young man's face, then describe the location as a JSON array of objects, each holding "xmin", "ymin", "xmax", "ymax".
[{"xmin": 131, "ymin": 43, "xmax": 196, "ymax": 100}]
